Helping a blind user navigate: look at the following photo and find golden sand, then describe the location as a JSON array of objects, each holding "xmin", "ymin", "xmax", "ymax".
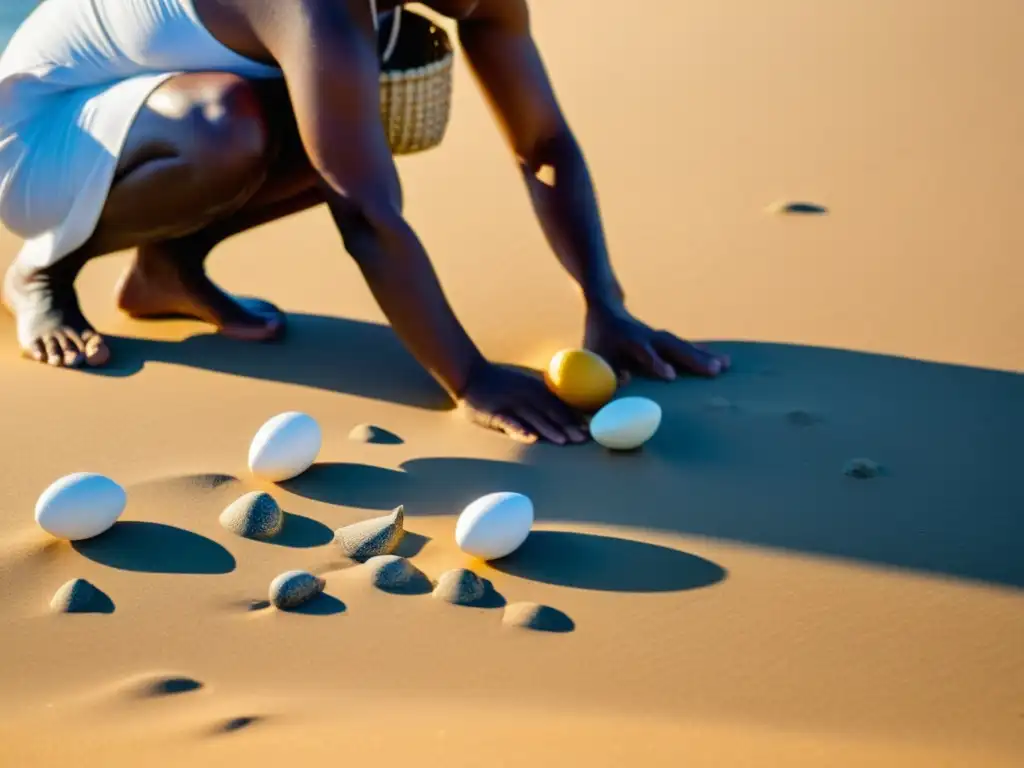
[{"xmin": 0, "ymin": 2, "xmax": 1021, "ymax": 765}]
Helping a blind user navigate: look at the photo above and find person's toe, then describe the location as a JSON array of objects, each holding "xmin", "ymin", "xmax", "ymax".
[
  {"xmin": 81, "ymin": 330, "xmax": 110, "ymax": 366},
  {"xmin": 27, "ymin": 339, "xmax": 46, "ymax": 363},
  {"xmin": 55, "ymin": 332, "xmax": 83, "ymax": 368},
  {"xmin": 238, "ymin": 298, "xmax": 286, "ymax": 340},
  {"xmin": 42, "ymin": 335, "xmax": 65, "ymax": 366}
]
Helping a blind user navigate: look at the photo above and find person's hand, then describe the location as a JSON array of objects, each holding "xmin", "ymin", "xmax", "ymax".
[
  {"xmin": 584, "ymin": 305, "xmax": 731, "ymax": 381},
  {"xmin": 457, "ymin": 362, "xmax": 589, "ymax": 445}
]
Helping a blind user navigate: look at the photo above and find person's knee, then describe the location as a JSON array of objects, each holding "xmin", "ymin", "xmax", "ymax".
[{"xmin": 178, "ymin": 76, "xmax": 272, "ymax": 192}]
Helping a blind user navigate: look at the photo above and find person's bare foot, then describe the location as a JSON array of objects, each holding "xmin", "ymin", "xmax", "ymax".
[
  {"xmin": 115, "ymin": 242, "xmax": 284, "ymax": 341},
  {"xmin": 2, "ymin": 258, "xmax": 110, "ymax": 367}
]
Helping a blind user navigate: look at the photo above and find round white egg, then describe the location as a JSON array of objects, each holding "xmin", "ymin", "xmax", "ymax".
[
  {"xmin": 248, "ymin": 411, "xmax": 322, "ymax": 482},
  {"xmin": 590, "ymin": 396, "xmax": 662, "ymax": 451},
  {"xmin": 455, "ymin": 492, "xmax": 534, "ymax": 561},
  {"xmin": 35, "ymin": 473, "xmax": 126, "ymax": 541}
]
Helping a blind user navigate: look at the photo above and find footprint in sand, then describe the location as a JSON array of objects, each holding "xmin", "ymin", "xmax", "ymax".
[
  {"xmin": 209, "ymin": 715, "xmax": 264, "ymax": 735},
  {"xmin": 767, "ymin": 200, "xmax": 829, "ymax": 215},
  {"xmin": 120, "ymin": 674, "xmax": 204, "ymax": 699}
]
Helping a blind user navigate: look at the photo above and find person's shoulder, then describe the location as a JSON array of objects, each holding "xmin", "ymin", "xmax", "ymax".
[
  {"xmin": 241, "ymin": 0, "xmax": 370, "ymax": 55},
  {"xmin": 461, "ymin": 0, "xmax": 528, "ymax": 31}
]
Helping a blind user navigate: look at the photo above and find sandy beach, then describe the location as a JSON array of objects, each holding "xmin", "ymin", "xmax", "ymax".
[{"xmin": 1, "ymin": 1, "xmax": 1022, "ymax": 766}]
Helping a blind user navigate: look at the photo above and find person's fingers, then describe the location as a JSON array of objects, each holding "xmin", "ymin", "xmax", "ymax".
[
  {"xmin": 626, "ymin": 341, "xmax": 676, "ymax": 381},
  {"xmin": 534, "ymin": 390, "xmax": 588, "ymax": 440},
  {"xmin": 537, "ymin": 400, "xmax": 587, "ymax": 443},
  {"xmin": 691, "ymin": 341, "xmax": 732, "ymax": 371},
  {"xmin": 655, "ymin": 333, "xmax": 722, "ymax": 377},
  {"xmin": 516, "ymin": 405, "xmax": 569, "ymax": 445},
  {"xmin": 490, "ymin": 413, "xmax": 538, "ymax": 444}
]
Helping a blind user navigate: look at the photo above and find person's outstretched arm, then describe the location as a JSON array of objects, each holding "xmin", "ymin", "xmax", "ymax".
[
  {"xmin": 459, "ymin": 0, "xmax": 730, "ymax": 380},
  {"xmin": 248, "ymin": 0, "xmax": 586, "ymax": 444}
]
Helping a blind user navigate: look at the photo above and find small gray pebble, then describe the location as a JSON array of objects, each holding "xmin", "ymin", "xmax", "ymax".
[
  {"xmin": 364, "ymin": 555, "xmax": 431, "ymax": 595},
  {"xmin": 433, "ymin": 568, "xmax": 487, "ymax": 606},
  {"xmin": 50, "ymin": 578, "xmax": 114, "ymax": 614},
  {"xmin": 844, "ymin": 458, "xmax": 883, "ymax": 479},
  {"xmin": 220, "ymin": 491, "xmax": 283, "ymax": 540},
  {"xmin": 334, "ymin": 506, "xmax": 405, "ymax": 562},
  {"xmin": 269, "ymin": 570, "xmax": 325, "ymax": 610},
  {"xmin": 502, "ymin": 602, "xmax": 575, "ymax": 633}
]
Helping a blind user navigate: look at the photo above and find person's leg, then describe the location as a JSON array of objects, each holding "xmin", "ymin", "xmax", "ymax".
[
  {"xmin": 3, "ymin": 73, "xmax": 322, "ymax": 367},
  {"xmin": 113, "ymin": 77, "xmax": 326, "ymax": 338}
]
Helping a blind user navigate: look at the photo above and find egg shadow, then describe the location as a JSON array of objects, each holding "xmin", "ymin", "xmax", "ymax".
[
  {"xmin": 272, "ymin": 513, "xmax": 334, "ymax": 549},
  {"xmin": 490, "ymin": 531, "xmax": 726, "ymax": 593},
  {"xmin": 74, "ymin": 522, "xmax": 236, "ymax": 574},
  {"xmin": 280, "ymin": 463, "xmax": 411, "ymax": 510}
]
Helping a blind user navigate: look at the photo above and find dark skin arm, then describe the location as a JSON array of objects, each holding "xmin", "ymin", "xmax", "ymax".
[
  {"xmin": 245, "ymin": 0, "xmax": 586, "ymax": 444},
  {"xmin": 458, "ymin": 0, "xmax": 730, "ymax": 380}
]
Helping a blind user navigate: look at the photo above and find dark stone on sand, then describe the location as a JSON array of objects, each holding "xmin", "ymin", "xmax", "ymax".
[
  {"xmin": 844, "ymin": 458, "xmax": 883, "ymax": 479},
  {"xmin": 432, "ymin": 568, "xmax": 488, "ymax": 606},
  {"xmin": 364, "ymin": 555, "xmax": 432, "ymax": 595},
  {"xmin": 769, "ymin": 201, "xmax": 829, "ymax": 215},
  {"xmin": 220, "ymin": 491, "xmax": 284, "ymax": 540},
  {"xmin": 269, "ymin": 570, "xmax": 325, "ymax": 610},
  {"xmin": 786, "ymin": 409, "xmax": 822, "ymax": 427},
  {"xmin": 334, "ymin": 506, "xmax": 405, "ymax": 562},
  {"xmin": 502, "ymin": 602, "xmax": 575, "ymax": 633},
  {"xmin": 50, "ymin": 578, "xmax": 114, "ymax": 614},
  {"xmin": 348, "ymin": 424, "xmax": 403, "ymax": 445}
]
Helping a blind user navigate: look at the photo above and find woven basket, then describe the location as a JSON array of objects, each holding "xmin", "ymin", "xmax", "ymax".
[{"xmin": 378, "ymin": 10, "xmax": 454, "ymax": 156}]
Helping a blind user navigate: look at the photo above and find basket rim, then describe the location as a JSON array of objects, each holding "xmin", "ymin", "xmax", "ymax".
[{"xmin": 379, "ymin": 8, "xmax": 453, "ymax": 72}]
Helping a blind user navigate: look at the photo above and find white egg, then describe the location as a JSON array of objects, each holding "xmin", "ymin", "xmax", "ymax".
[
  {"xmin": 35, "ymin": 473, "xmax": 126, "ymax": 541},
  {"xmin": 590, "ymin": 396, "xmax": 662, "ymax": 450},
  {"xmin": 455, "ymin": 492, "xmax": 534, "ymax": 561},
  {"xmin": 248, "ymin": 411, "xmax": 322, "ymax": 482}
]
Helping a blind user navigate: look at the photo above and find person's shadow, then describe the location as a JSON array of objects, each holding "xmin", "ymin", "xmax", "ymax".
[
  {"xmin": 91, "ymin": 312, "xmax": 453, "ymax": 411},
  {"xmin": 13, "ymin": 309, "xmax": 1023, "ymax": 591},
  {"xmin": 267, "ymin": 327, "xmax": 1023, "ymax": 592}
]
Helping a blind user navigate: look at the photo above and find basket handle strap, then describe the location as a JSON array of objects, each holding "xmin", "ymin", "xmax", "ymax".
[{"xmin": 367, "ymin": 0, "xmax": 403, "ymax": 64}]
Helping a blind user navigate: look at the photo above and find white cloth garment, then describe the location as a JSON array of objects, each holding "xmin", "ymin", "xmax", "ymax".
[{"xmin": 0, "ymin": 0, "xmax": 400, "ymax": 269}]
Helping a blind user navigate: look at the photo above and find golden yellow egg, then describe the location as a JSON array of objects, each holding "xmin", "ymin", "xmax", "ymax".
[{"xmin": 544, "ymin": 348, "xmax": 617, "ymax": 411}]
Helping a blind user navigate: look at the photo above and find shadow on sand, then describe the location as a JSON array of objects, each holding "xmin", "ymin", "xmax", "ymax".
[
  {"xmin": 91, "ymin": 313, "xmax": 452, "ymax": 410},
  {"xmin": 42, "ymin": 310, "xmax": 1023, "ymax": 590},
  {"xmin": 74, "ymin": 521, "xmax": 236, "ymax": 574},
  {"xmin": 491, "ymin": 531, "xmax": 727, "ymax": 592}
]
